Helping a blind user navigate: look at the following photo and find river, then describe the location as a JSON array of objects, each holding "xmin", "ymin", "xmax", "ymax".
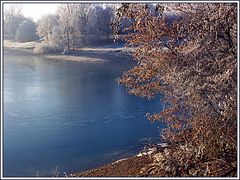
[{"xmin": 3, "ymin": 49, "xmax": 163, "ymax": 177}]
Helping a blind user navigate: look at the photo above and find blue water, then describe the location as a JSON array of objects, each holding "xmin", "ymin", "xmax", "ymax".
[{"xmin": 3, "ymin": 50, "xmax": 163, "ymax": 177}]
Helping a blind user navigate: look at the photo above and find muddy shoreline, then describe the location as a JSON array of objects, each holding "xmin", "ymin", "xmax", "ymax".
[{"xmin": 70, "ymin": 155, "xmax": 153, "ymax": 177}]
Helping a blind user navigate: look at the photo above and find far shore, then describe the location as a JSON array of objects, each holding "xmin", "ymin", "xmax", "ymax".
[{"xmin": 3, "ymin": 40, "xmax": 135, "ymax": 63}]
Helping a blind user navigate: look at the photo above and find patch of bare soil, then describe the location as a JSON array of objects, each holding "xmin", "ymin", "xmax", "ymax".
[
  {"xmin": 70, "ymin": 155, "xmax": 153, "ymax": 177},
  {"xmin": 70, "ymin": 144, "xmax": 237, "ymax": 178}
]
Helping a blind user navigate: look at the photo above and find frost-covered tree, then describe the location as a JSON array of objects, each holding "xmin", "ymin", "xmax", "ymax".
[
  {"xmin": 15, "ymin": 19, "xmax": 39, "ymax": 42},
  {"xmin": 74, "ymin": 3, "xmax": 92, "ymax": 44},
  {"xmin": 57, "ymin": 4, "xmax": 89, "ymax": 50},
  {"xmin": 35, "ymin": 3, "xmax": 116, "ymax": 49},
  {"xmin": 35, "ymin": 14, "xmax": 63, "ymax": 54},
  {"xmin": 86, "ymin": 6, "xmax": 113, "ymax": 42},
  {"xmin": 114, "ymin": 3, "xmax": 237, "ymax": 176},
  {"xmin": 3, "ymin": 5, "xmax": 26, "ymax": 40},
  {"xmin": 37, "ymin": 14, "xmax": 59, "ymax": 41},
  {"xmin": 94, "ymin": 6, "xmax": 114, "ymax": 40}
]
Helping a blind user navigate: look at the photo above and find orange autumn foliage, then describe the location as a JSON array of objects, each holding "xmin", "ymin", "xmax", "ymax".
[{"xmin": 114, "ymin": 3, "xmax": 237, "ymax": 176}]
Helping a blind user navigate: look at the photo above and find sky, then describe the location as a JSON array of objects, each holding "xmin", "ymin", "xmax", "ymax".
[
  {"xmin": 22, "ymin": 4, "xmax": 59, "ymax": 21},
  {"xmin": 3, "ymin": 3, "xmax": 118, "ymax": 22},
  {"xmin": 4, "ymin": 3, "xmax": 59, "ymax": 22}
]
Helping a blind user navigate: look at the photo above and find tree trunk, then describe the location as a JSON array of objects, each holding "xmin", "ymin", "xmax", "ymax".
[{"xmin": 66, "ymin": 31, "xmax": 70, "ymax": 51}]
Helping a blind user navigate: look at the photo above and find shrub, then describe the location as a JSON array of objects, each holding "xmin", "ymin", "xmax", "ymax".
[
  {"xmin": 33, "ymin": 42, "xmax": 62, "ymax": 54},
  {"xmin": 15, "ymin": 19, "xmax": 39, "ymax": 42}
]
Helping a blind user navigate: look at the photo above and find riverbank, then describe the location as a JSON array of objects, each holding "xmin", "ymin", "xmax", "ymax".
[
  {"xmin": 70, "ymin": 155, "xmax": 153, "ymax": 177},
  {"xmin": 3, "ymin": 40, "xmax": 39, "ymax": 50},
  {"xmin": 70, "ymin": 151, "xmax": 157, "ymax": 177},
  {"xmin": 3, "ymin": 40, "xmax": 134, "ymax": 63},
  {"xmin": 70, "ymin": 142, "xmax": 237, "ymax": 177},
  {"xmin": 70, "ymin": 145, "xmax": 167, "ymax": 177}
]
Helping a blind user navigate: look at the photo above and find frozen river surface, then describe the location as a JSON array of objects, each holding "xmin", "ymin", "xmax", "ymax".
[{"xmin": 3, "ymin": 50, "xmax": 163, "ymax": 176}]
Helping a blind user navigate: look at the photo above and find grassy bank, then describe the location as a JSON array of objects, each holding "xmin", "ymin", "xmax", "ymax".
[
  {"xmin": 3, "ymin": 40, "xmax": 134, "ymax": 63},
  {"xmin": 3, "ymin": 40, "xmax": 39, "ymax": 50}
]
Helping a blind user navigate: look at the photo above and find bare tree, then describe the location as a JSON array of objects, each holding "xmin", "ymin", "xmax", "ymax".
[
  {"xmin": 3, "ymin": 4, "xmax": 23, "ymax": 19},
  {"xmin": 95, "ymin": 6, "xmax": 114, "ymax": 40},
  {"xmin": 57, "ymin": 4, "xmax": 74, "ymax": 51},
  {"xmin": 36, "ymin": 3, "xmax": 115, "ymax": 48},
  {"xmin": 3, "ymin": 5, "xmax": 26, "ymax": 40},
  {"xmin": 86, "ymin": 5, "xmax": 114, "ymax": 42},
  {"xmin": 37, "ymin": 14, "xmax": 59, "ymax": 41},
  {"xmin": 74, "ymin": 3, "xmax": 92, "ymax": 44},
  {"xmin": 56, "ymin": 4, "xmax": 92, "ymax": 50}
]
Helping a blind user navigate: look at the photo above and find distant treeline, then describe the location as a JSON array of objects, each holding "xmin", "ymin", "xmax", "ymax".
[{"xmin": 3, "ymin": 4, "xmax": 130, "ymax": 54}]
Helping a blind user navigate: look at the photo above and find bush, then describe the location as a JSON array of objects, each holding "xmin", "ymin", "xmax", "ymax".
[
  {"xmin": 4, "ymin": 15, "xmax": 27, "ymax": 40},
  {"xmin": 15, "ymin": 19, "xmax": 39, "ymax": 42},
  {"xmin": 33, "ymin": 42, "xmax": 62, "ymax": 54}
]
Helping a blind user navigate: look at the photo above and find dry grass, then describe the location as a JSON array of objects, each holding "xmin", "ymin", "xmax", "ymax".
[{"xmin": 3, "ymin": 40, "xmax": 40, "ymax": 49}]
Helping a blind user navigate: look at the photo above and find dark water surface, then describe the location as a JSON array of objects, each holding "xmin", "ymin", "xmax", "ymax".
[{"xmin": 3, "ymin": 50, "xmax": 163, "ymax": 177}]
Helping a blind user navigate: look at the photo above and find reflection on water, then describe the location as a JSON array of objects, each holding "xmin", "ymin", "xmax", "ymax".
[{"xmin": 3, "ymin": 50, "xmax": 164, "ymax": 177}]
